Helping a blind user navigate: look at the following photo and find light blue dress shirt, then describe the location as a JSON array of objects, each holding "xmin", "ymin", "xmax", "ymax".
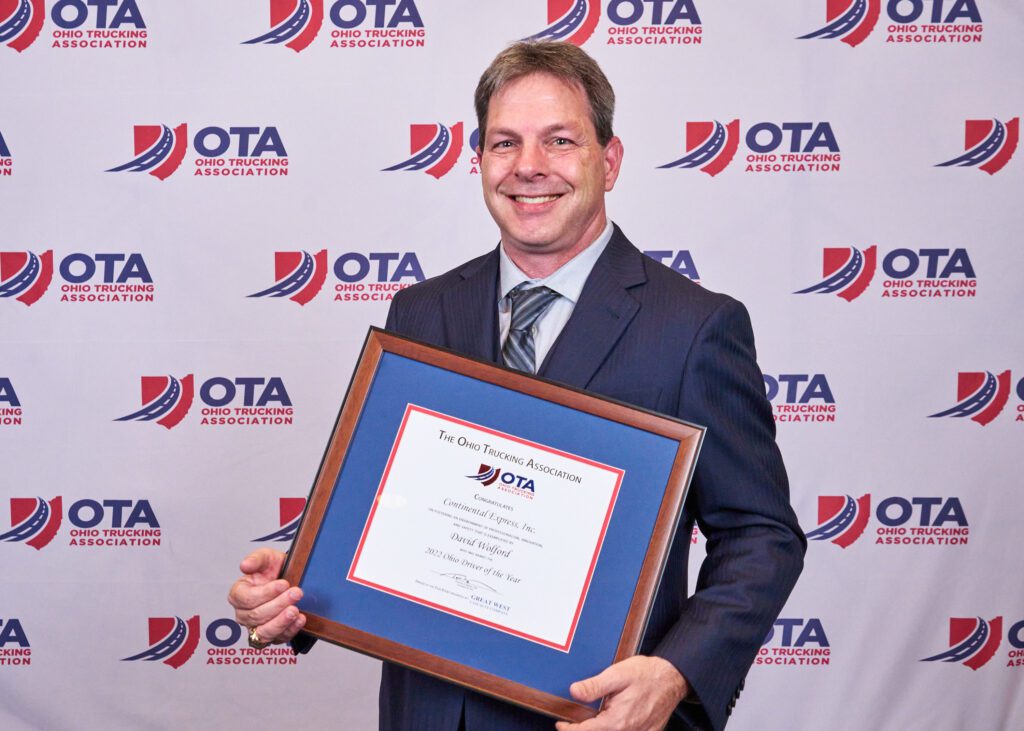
[{"xmin": 497, "ymin": 220, "xmax": 614, "ymax": 370}]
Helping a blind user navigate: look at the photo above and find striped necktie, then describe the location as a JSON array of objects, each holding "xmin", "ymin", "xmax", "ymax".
[{"xmin": 502, "ymin": 285, "xmax": 560, "ymax": 374}]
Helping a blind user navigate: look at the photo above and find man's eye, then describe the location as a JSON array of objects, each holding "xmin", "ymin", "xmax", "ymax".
[
  {"xmin": 493, "ymin": 140, "xmax": 514, "ymax": 149},
  {"xmin": 552, "ymin": 138, "xmax": 573, "ymax": 146}
]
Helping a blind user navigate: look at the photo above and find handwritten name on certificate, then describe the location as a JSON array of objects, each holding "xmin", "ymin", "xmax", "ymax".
[{"xmin": 347, "ymin": 404, "xmax": 624, "ymax": 652}]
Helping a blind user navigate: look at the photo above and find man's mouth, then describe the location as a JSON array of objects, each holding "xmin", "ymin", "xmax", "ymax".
[{"xmin": 511, "ymin": 194, "xmax": 561, "ymax": 204}]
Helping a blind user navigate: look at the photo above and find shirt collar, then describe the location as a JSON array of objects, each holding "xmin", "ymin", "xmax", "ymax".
[{"xmin": 498, "ymin": 219, "xmax": 614, "ymax": 304}]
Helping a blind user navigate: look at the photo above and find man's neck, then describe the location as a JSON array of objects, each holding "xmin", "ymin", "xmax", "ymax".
[{"xmin": 502, "ymin": 216, "xmax": 610, "ymax": 279}]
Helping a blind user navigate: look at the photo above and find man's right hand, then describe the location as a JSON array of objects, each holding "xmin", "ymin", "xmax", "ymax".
[{"xmin": 227, "ymin": 548, "xmax": 307, "ymax": 644}]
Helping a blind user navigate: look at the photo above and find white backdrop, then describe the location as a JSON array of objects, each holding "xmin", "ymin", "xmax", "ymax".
[{"xmin": 2, "ymin": 1, "xmax": 1022, "ymax": 729}]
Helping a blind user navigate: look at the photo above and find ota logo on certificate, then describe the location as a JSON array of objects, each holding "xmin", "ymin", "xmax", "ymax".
[
  {"xmin": 347, "ymin": 404, "xmax": 623, "ymax": 652},
  {"xmin": 466, "ymin": 464, "xmax": 537, "ymax": 498}
]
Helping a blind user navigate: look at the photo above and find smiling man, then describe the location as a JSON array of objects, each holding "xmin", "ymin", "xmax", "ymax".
[
  {"xmin": 479, "ymin": 70, "xmax": 621, "ymax": 279},
  {"xmin": 229, "ymin": 41, "xmax": 804, "ymax": 731}
]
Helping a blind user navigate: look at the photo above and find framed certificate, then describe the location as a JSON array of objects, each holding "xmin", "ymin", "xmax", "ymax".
[{"xmin": 283, "ymin": 328, "xmax": 704, "ymax": 721}]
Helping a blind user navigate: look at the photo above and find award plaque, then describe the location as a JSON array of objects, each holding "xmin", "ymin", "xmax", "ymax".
[{"xmin": 282, "ymin": 328, "xmax": 704, "ymax": 721}]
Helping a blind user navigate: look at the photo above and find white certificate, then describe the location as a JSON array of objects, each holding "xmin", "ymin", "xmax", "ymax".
[{"xmin": 347, "ymin": 404, "xmax": 624, "ymax": 652}]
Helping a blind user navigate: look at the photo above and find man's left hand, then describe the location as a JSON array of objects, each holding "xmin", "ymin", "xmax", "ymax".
[{"xmin": 554, "ymin": 655, "xmax": 688, "ymax": 731}]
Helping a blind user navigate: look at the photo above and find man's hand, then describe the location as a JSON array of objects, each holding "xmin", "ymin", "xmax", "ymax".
[
  {"xmin": 227, "ymin": 548, "xmax": 306, "ymax": 644},
  {"xmin": 554, "ymin": 656, "xmax": 689, "ymax": 731}
]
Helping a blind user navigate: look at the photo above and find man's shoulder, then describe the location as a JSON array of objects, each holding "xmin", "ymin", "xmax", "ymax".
[{"xmin": 619, "ymin": 233, "xmax": 734, "ymax": 319}]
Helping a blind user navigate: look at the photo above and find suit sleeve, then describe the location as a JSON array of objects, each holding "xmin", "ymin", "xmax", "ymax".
[{"xmin": 653, "ymin": 298, "xmax": 805, "ymax": 731}]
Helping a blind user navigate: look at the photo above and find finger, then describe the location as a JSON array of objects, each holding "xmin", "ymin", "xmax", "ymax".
[
  {"xmin": 239, "ymin": 548, "xmax": 286, "ymax": 581},
  {"xmin": 570, "ymin": 664, "xmax": 628, "ymax": 703},
  {"xmin": 236, "ymin": 586, "xmax": 303, "ymax": 629},
  {"xmin": 228, "ymin": 577, "xmax": 291, "ymax": 611},
  {"xmin": 280, "ymin": 609, "xmax": 307, "ymax": 642},
  {"xmin": 254, "ymin": 603, "xmax": 306, "ymax": 644}
]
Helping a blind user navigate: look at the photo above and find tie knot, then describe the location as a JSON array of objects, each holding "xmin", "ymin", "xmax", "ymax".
[{"xmin": 508, "ymin": 285, "xmax": 559, "ymax": 333}]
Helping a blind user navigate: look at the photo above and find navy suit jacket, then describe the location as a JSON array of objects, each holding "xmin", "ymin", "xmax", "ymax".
[{"xmin": 301, "ymin": 226, "xmax": 805, "ymax": 731}]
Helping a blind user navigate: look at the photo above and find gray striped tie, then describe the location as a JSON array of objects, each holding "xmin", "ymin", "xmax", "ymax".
[{"xmin": 502, "ymin": 285, "xmax": 560, "ymax": 374}]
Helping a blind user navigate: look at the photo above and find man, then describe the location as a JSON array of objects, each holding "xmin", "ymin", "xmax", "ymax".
[{"xmin": 230, "ymin": 41, "xmax": 804, "ymax": 731}]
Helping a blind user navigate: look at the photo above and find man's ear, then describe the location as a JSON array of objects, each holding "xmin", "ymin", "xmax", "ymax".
[{"xmin": 604, "ymin": 136, "xmax": 624, "ymax": 191}]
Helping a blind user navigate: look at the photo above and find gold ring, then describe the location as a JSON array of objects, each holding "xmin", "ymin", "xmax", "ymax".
[{"xmin": 248, "ymin": 626, "xmax": 271, "ymax": 650}]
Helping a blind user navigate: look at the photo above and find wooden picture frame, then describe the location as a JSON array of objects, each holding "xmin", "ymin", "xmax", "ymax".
[{"xmin": 282, "ymin": 328, "xmax": 704, "ymax": 721}]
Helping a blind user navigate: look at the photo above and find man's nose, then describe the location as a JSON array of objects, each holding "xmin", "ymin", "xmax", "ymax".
[{"xmin": 514, "ymin": 140, "xmax": 548, "ymax": 179}]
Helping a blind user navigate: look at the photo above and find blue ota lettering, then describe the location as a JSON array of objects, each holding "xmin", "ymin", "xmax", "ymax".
[
  {"xmin": 51, "ymin": 0, "xmax": 145, "ymax": 29},
  {"xmin": 876, "ymin": 497, "xmax": 967, "ymax": 527},
  {"xmin": 329, "ymin": 0, "xmax": 423, "ymax": 29},
  {"xmin": 193, "ymin": 127, "xmax": 287, "ymax": 158},
  {"xmin": 887, "ymin": 0, "xmax": 981, "ymax": 24},
  {"xmin": 607, "ymin": 0, "xmax": 701, "ymax": 25}
]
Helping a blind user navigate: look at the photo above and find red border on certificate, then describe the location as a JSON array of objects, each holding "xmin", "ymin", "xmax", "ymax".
[{"xmin": 347, "ymin": 404, "xmax": 624, "ymax": 652}]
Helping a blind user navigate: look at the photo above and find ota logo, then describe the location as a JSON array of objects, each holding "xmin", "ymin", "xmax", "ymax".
[
  {"xmin": 879, "ymin": 248, "xmax": 976, "ymax": 297},
  {"xmin": 659, "ymin": 120, "xmax": 739, "ymax": 177},
  {"xmin": 807, "ymin": 494, "xmax": 969, "ymax": 547},
  {"xmin": 333, "ymin": 252, "xmax": 425, "ymax": 301},
  {"xmin": 606, "ymin": 0, "xmax": 703, "ymax": 47},
  {"xmin": 115, "ymin": 375, "xmax": 294, "ymax": 428},
  {"xmin": 56, "ymin": 252, "xmax": 153, "ymax": 303},
  {"xmin": 936, "ymin": 118, "xmax": 1018, "ymax": 175},
  {"xmin": 885, "ymin": 0, "xmax": 984, "ymax": 44},
  {"xmin": 0, "ymin": 618, "xmax": 31, "ymax": 667},
  {"xmin": 795, "ymin": 246, "xmax": 977, "ymax": 301},
  {"xmin": 1, "ymin": 250, "xmax": 155, "ymax": 304},
  {"xmin": 196, "ymin": 376, "xmax": 294, "ymax": 426},
  {"xmin": 251, "ymin": 498, "xmax": 306, "ymax": 543},
  {"xmin": 192, "ymin": 125, "xmax": 288, "ymax": 177},
  {"xmin": 757, "ymin": 618, "xmax": 831, "ymax": 667},
  {"xmin": 50, "ymin": 0, "xmax": 144, "ymax": 27},
  {"xmin": 245, "ymin": 0, "xmax": 427, "ymax": 51},
  {"xmin": 107, "ymin": 124, "xmax": 289, "ymax": 179},
  {"xmin": 921, "ymin": 617, "xmax": 1003, "ymax": 670},
  {"xmin": 805, "ymin": 494, "xmax": 871, "ymax": 548},
  {"xmin": 249, "ymin": 250, "xmax": 328, "ymax": 306},
  {"xmin": 794, "ymin": 246, "xmax": 876, "ymax": 301},
  {"xmin": 800, "ymin": 0, "xmax": 984, "ymax": 46},
  {"xmin": 467, "ymin": 464, "xmax": 536, "ymax": 498},
  {"xmin": 325, "ymin": 0, "xmax": 426, "ymax": 49},
  {"xmin": 929, "ymin": 370, "xmax": 1011, "ymax": 426},
  {"xmin": 1, "ymin": 0, "xmax": 45, "ymax": 52},
  {"xmin": 660, "ymin": 121, "xmax": 841, "ymax": 175},
  {"xmin": 122, "ymin": 616, "xmax": 298, "ymax": 668},
  {"xmin": 0, "ymin": 496, "xmax": 61, "ymax": 549},
  {"xmin": 116, "ymin": 374, "xmax": 193, "ymax": 429},
  {"xmin": 0, "ymin": 496, "xmax": 162, "ymax": 549},
  {"xmin": 0, "ymin": 377, "xmax": 22, "ymax": 427},
  {"xmin": 50, "ymin": 0, "xmax": 148, "ymax": 49},
  {"xmin": 250, "ymin": 250, "xmax": 425, "ymax": 304},
  {"xmin": 0, "ymin": 250, "xmax": 53, "ymax": 306},
  {"xmin": 799, "ymin": 0, "xmax": 880, "ymax": 47},
  {"xmin": 383, "ymin": 123, "xmax": 464, "ymax": 180},
  {"xmin": 243, "ymin": 0, "xmax": 324, "ymax": 52},
  {"xmin": 762, "ymin": 373, "xmax": 836, "ymax": 423},
  {"xmin": 122, "ymin": 615, "xmax": 199, "ymax": 669},
  {"xmin": 524, "ymin": 0, "xmax": 600, "ymax": 46},
  {"xmin": 106, "ymin": 124, "xmax": 187, "ymax": 180}
]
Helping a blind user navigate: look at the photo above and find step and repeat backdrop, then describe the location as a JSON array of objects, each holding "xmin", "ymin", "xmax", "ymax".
[{"xmin": 2, "ymin": 1, "xmax": 1022, "ymax": 729}]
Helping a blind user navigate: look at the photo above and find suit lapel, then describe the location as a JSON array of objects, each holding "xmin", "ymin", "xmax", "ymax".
[
  {"xmin": 539, "ymin": 227, "xmax": 646, "ymax": 389},
  {"xmin": 441, "ymin": 247, "xmax": 501, "ymax": 363}
]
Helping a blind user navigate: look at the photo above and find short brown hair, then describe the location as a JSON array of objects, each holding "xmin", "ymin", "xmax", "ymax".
[{"xmin": 474, "ymin": 41, "xmax": 616, "ymax": 147}]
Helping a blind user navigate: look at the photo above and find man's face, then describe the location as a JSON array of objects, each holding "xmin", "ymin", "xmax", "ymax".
[{"xmin": 479, "ymin": 73, "xmax": 623, "ymax": 269}]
